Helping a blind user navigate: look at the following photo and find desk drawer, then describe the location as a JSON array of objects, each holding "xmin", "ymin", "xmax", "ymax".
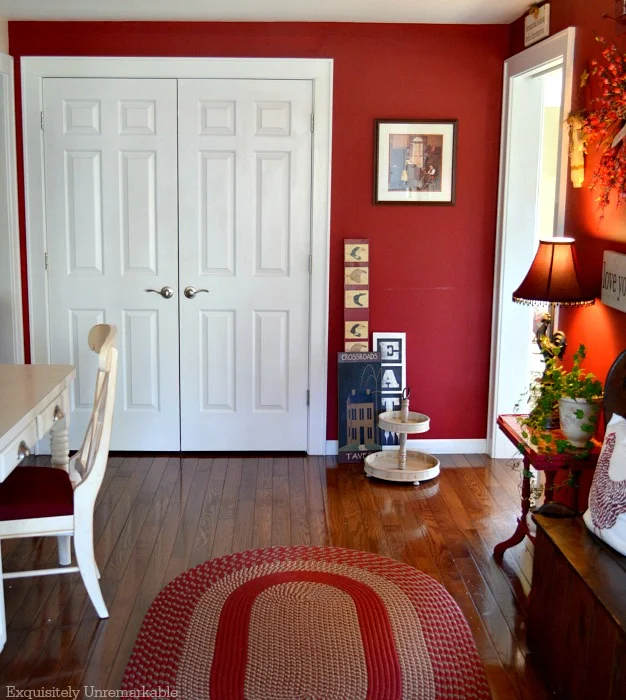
[
  {"xmin": 36, "ymin": 389, "xmax": 70, "ymax": 439},
  {"xmin": 0, "ymin": 421, "xmax": 37, "ymax": 481}
]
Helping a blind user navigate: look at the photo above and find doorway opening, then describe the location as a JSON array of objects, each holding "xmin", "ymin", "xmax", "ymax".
[{"xmin": 488, "ymin": 29, "xmax": 575, "ymax": 458}]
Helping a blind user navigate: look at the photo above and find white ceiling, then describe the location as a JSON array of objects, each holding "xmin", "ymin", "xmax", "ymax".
[{"xmin": 0, "ymin": 0, "xmax": 529, "ymax": 24}]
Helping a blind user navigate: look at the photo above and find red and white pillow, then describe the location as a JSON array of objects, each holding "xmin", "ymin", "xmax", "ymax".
[{"xmin": 583, "ymin": 413, "xmax": 626, "ymax": 556}]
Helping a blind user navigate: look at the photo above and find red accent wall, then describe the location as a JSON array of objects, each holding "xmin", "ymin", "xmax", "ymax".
[
  {"xmin": 9, "ymin": 21, "xmax": 508, "ymax": 440},
  {"xmin": 510, "ymin": 2, "xmax": 626, "ymax": 386}
]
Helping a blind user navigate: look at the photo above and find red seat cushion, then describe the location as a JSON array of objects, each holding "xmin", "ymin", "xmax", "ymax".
[{"xmin": 0, "ymin": 467, "xmax": 74, "ymax": 521}]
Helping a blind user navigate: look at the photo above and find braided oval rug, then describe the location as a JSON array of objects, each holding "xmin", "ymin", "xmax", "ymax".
[{"xmin": 122, "ymin": 546, "xmax": 491, "ymax": 699}]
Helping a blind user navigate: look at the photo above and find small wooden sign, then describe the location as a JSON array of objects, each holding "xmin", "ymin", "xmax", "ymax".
[
  {"xmin": 525, "ymin": 3, "xmax": 550, "ymax": 48},
  {"xmin": 373, "ymin": 332, "xmax": 407, "ymax": 447},
  {"xmin": 337, "ymin": 352, "xmax": 382, "ymax": 463},
  {"xmin": 344, "ymin": 238, "xmax": 370, "ymax": 351},
  {"xmin": 601, "ymin": 250, "xmax": 626, "ymax": 313}
]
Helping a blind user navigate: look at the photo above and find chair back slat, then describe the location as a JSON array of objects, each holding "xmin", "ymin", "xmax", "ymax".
[{"xmin": 75, "ymin": 325, "xmax": 118, "ymax": 500}]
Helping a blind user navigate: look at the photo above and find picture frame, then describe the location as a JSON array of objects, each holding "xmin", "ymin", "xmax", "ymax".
[{"xmin": 374, "ymin": 119, "xmax": 457, "ymax": 205}]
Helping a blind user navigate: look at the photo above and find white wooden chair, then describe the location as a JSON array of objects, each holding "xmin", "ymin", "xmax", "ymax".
[{"xmin": 0, "ymin": 324, "xmax": 118, "ymax": 641}]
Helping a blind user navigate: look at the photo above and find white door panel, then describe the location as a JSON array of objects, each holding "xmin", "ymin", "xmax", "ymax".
[
  {"xmin": 178, "ymin": 79, "xmax": 312, "ymax": 450},
  {"xmin": 43, "ymin": 78, "xmax": 180, "ymax": 450}
]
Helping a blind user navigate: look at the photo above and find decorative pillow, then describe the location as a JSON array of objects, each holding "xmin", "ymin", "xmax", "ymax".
[{"xmin": 583, "ymin": 413, "xmax": 626, "ymax": 556}]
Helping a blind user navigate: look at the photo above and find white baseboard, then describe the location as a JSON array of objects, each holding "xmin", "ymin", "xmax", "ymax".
[{"xmin": 324, "ymin": 439, "xmax": 487, "ymax": 456}]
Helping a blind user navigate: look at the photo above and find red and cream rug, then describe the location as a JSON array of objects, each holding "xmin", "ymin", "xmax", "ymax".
[{"xmin": 122, "ymin": 546, "xmax": 491, "ymax": 699}]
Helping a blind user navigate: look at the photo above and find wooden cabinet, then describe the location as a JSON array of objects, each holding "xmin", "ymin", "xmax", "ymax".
[{"xmin": 528, "ymin": 515, "xmax": 626, "ymax": 699}]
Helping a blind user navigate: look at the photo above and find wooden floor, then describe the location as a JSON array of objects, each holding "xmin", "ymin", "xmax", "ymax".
[{"xmin": 0, "ymin": 453, "xmax": 550, "ymax": 699}]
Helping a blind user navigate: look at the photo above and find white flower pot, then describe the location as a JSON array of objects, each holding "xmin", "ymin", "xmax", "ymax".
[{"xmin": 558, "ymin": 397, "xmax": 600, "ymax": 447}]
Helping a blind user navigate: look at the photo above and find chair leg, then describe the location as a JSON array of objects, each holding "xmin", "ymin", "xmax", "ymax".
[
  {"xmin": 74, "ymin": 526, "xmax": 108, "ymax": 619},
  {"xmin": 57, "ymin": 535, "xmax": 72, "ymax": 566}
]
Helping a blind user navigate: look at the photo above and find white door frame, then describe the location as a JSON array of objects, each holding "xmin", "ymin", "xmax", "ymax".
[
  {"xmin": 0, "ymin": 52, "xmax": 23, "ymax": 364},
  {"xmin": 21, "ymin": 56, "xmax": 333, "ymax": 455},
  {"xmin": 487, "ymin": 28, "xmax": 575, "ymax": 457}
]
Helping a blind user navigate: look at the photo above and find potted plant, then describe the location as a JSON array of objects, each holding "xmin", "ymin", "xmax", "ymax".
[
  {"xmin": 519, "ymin": 344, "xmax": 603, "ymax": 455},
  {"xmin": 556, "ymin": 345, "xmax": 603, "ymax": 447}
]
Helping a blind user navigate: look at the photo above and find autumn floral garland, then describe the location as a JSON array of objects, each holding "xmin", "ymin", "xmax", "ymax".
[{"xmin": 574, "ymin": 38, "xmax": 626, "ymax": 214}]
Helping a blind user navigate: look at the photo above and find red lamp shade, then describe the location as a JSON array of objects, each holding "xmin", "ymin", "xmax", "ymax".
[{"xmin": 512, "ymin": 237, "xmax": 594, "ymax": 307}]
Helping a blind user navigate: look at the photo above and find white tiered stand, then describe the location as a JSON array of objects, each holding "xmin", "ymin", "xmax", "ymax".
[{"xmin": 364, "ymin": 391, "xmax": 440, "ymax": 486}]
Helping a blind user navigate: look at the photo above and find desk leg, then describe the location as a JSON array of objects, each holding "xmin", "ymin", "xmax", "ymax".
[
  {"xmin": 50, "ymin": 415, "xmax": 72, "ymax": 566},
  {"xmin": 494, "ymin": 457, "xmax": 534, "ymax": 558},
  {"xmin": 50, "ymin": 414, "xmax": 70, "ymax": 470}
]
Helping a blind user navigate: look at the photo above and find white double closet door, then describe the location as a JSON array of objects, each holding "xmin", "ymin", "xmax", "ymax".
[{"xmin": 43, "ymin": 77, "xmax": 313, "ymax": 451}]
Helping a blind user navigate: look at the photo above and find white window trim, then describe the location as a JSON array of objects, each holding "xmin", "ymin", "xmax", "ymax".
[
  {"xmin": 0, "ymin": 52, "xmax": 23, "ymax": 364},
  {"xmin": 21, "ymin": 56, "xmax": 333, "ymax": 455}
]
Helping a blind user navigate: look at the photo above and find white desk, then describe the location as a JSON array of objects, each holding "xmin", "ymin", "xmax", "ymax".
[
  {"xmin": 0, "ymin": 364, "xmax": 75, "ymax": 651},
  {"xmin": 0, "ymin": 364, "xmax": 75, "ymax": 481}
]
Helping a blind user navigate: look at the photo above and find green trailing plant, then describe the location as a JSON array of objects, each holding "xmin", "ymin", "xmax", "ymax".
[{"xmin": 516, "ymin": 344, "xmax": 603, "ymax": 457}]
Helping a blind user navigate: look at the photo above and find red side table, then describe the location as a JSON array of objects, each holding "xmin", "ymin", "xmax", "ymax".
[{"xmin": 493, "ymin": 414, "xmax": 600, "ymax": 559}]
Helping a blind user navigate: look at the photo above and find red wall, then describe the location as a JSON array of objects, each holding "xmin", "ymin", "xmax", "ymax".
[
  {"xmin": 9, "ymin": 21, "xmax": 508, "ymax": 441},
  {"xmin": 510, "ymin": 3, "xmax": 626, "ymax": 386}
]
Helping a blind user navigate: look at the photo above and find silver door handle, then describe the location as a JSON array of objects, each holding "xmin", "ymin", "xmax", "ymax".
[
  {"xmin": 184, "ymin": 286, "xmax": 210, "ymax": 299},
  {"xmin": 145, "ymin": 286, "xmax": 174, "ymax": 299}
]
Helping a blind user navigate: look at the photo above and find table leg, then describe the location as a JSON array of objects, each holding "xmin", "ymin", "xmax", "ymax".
[
  {"xmin": 494, "ymin": 457, "xmax": 533, "ymax": 558},
  {"xmin": 50, "ymin": 414, "xmax": 72, "ymax": 566},
  {"xmin": 50, "ymin": 413, "xmax": 70, "ymax": 470}
]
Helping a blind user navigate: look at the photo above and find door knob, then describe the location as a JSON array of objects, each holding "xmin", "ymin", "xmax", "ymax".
[
  {"xmin": 184, "ymin": 286, "xmax": 210, "ymax": 299},
  {"xmin": 145, "ymin": 286, "xmax": 174, "ymax": 299}
]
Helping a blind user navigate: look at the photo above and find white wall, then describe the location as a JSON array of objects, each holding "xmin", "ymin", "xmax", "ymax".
[{"xmin": 0, "ymin": 19, "xmax": 8, "ymax": 54}]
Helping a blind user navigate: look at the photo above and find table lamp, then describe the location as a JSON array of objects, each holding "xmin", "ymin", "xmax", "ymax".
[
  {"xmin": 512, "ymin": 237, "xmax": 594, "ymax": 517},
  {"xmin": 512, "ymin": 237, "xmax": 594, "ymax": 361}
]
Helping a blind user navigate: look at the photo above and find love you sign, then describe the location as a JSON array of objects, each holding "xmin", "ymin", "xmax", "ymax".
[{"xmin": 601, "ymin": 251, "xmax": 626, "ymax": 313}]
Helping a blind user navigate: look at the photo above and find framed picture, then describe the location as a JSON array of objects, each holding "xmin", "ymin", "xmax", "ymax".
[{"xmin": 374, "ymin": 119, "xmax": 457, "ymax": 205}]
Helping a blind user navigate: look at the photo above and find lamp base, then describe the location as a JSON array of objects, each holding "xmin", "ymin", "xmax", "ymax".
[{"xmin": 536, "ymin": 312, "xmax": 566, "ymax": 360}]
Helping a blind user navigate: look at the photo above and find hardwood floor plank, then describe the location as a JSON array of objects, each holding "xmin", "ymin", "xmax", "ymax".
[
  {"xmin": 304, "ymin": 456, "xmax": 328, "ymax": 546},
  {"xmin": 196, "ymin": 456, "xmax": 213, "ymax": 472},
  {"xmin": 252, "ymin": 488, "xmax": 273, "ymax": 549},
  {"xmin": 170, "ymin": 459, "xmax": 207, "ymax": 561},
  {"xmin": 210, "ymin": 457, "xmax": 243, "ymax": 558},
  {"xmin": 232, "ymin": 458, "xmax": 258, "ymax": 552},
  {"xmin": 189, "ymin": 458, "xmax": 227, "ymax": 568},
  {"xmin": 257, "ymin": 456, "xmax": 273, "ymax": 490},
  {"xmin": 271, "ymin": 457, "xmax": 290, "ymax": 546},
  {"xmin": 317, "ymin": 457, "xmax": 348, "ymax": 549},
  {"xmin": 338, "ymin": 464, "xmax": 372, "ymax": 552},
  {"xmin": 288, "ymin": 457, "xmax": 310, "ymax": 546}
]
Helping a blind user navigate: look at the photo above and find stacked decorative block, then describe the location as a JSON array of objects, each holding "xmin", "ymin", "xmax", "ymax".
[{"xmin": 344, "ymin": 239, "xmax": 369, "ymax": 352}]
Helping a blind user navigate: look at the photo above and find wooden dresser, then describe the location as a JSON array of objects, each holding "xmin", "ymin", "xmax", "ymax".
[{"xmin": 528, "ymin": 514, "xmax": 626, "ymax": 699}]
